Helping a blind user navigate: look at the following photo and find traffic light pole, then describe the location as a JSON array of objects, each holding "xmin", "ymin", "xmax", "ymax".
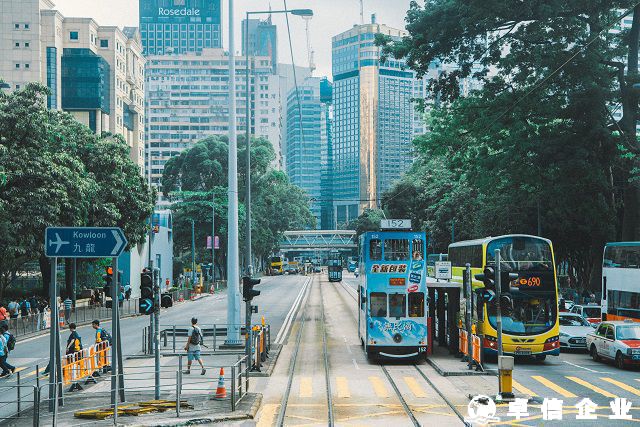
[
  {"xmin": 153, "ymin": 266, "xmax": 160, "ymax": 400},
  {"xmin": 245, "ymin": 299, "xmax": 252, "ymax": 363},
  {"xmin": 465, "ymin": 264, "xmax": 473, "ymax": 368},
  {"xmin": 494, "ymin": 249, "xmax": 504, "ymax": 357}
]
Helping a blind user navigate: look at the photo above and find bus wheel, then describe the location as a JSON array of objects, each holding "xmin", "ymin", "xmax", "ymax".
[
  {"xmin": 616, "ymin": 352, "xmax": 626, "ymax": 370},
  {"xmin": 590, "ymin": 345, "xmax": 600, "ymax": 362},
  {"xmin": 534, "ymin": 354, "xmax": 546, "ymax": 362}
]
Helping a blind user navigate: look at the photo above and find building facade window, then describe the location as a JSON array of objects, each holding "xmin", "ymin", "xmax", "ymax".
[
  {"xmin": 69, "ymin": 31, "xmax": 79, "ymax": 40},
  {"xmin": 46, "ymin": 47, "xmax": 58, "ymax": 109},
  {"xmin": 100, "ymin": 39, "xmax": 108, "ymax": 48}
]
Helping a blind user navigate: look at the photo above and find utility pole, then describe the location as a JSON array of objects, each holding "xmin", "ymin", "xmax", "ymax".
[
  {"xmin": 226, "ymin": 0, "xmax": 242, "ymax": 345},
  {"xmin": 191, "ymin": 220, "xmax": 196, "ymax": 285},
  {"xmin": 494, "ymin": 249, "xmax": 504, "ymax": 357},
  {"xmin": 244, "ymin": 13, "xmax": 253, "ymax": 279},
  {"xmin": 212, "ymin": 192, "xmax": 215, "ymax": 284},
  {"xmin": 153, "ymin": 265, "xmax": 160, "ymax": 399}
]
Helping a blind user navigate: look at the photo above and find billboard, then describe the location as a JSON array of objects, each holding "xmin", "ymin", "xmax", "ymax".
[{"xmin": 140, "ymin": 0, "xmax": 221, "ymax": 24}]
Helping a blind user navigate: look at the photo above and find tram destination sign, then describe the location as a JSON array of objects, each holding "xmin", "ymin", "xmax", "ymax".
[
  {"xmin": 45, "ymin": 227, "xmax": 128, "ymax": 258},
  {"xmin": 380, "ymin": 219, "xmax": 412, "ymax": 230}
]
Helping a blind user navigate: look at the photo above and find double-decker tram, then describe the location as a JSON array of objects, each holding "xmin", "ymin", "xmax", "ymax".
[
  {"xmin": 357, "ymin": 230, "xmax": 428, "ymax": 360},
  {"xmin": 449, "ymin": 235, "xmax": 560, "ymax": 360},
  {"xmin": 602, "ymin": 242, "xmax": 640, "ymax": 321},
  {"xmin": 328, "ymin": 251, "xmax": 343, "ymax": 282}
]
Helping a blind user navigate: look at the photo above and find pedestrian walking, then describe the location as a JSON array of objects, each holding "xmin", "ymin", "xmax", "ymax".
[
  {"xmin": 29, "ymin": 295, "xmax": 38, "ymax": 315},
  {"xmin": 20, "ymin": 298, "xmax": 30, "ymax": 318},
  {"xmin": 7, "ymin": 300, "xmax": 18, "ymax": 319},
  {"xmin": 92, "ymin": 320, "xmax": 111, "ymax": 372},
  {"xmin": 66, "ymin": 323, "xmax": 82, "ymax": 355},
  {"xmin": 184, "ymin": 317, "xmax": 206, "ymax": 375},
  {"xmin": 63, "ymin": 295, "xmax": 72, "ymax": 324},
  {"xmin": 0, "ymin": 324, "xmax": 16, "ymax": 378}
]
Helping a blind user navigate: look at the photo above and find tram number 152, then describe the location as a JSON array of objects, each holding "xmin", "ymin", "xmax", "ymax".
[{"xmin": 418, "ymin": 347, "xmax": 427, "ymax": 353}]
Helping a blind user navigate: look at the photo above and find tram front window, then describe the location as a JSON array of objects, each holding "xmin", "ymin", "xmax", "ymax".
[
  {"xmin": 370, "ymin": 239, "xmax": 382, "ymax": 260},
  {"xmin": 389, "ymin": 294, "xmax": 406, "ymax": 318},
  {"xmin": 370, "ymin": 292, "xmax": 387, "ymax": 317},
  {"xmin": 384, "ymin": 239, "xmax": 409, "ymax": 261},
  {"xmin": 412, "ymin": 239, "xmax": 424, "ymax": 260},
  {"xmin": 408, "ymin": 293, "xmax": 424, "ymax": 317}
]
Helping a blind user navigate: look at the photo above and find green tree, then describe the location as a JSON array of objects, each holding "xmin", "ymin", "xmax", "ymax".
[{"xmin": 347, "ymin": 209, "xmax": 385, "ymax": 236}]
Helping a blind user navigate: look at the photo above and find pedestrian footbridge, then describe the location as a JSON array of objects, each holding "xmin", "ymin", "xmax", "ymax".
[{"xmin": 279, "ymin": 230, "xmax": 357, "ymax": 253}]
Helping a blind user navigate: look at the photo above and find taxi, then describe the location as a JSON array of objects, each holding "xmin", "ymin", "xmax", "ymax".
[{"xmin": 586, "ymin": 320, "xmax": 640, "ymax": 369}]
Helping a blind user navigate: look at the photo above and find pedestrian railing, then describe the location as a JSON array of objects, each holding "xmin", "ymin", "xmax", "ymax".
[{"xmin": 0, "ymin": 355, "xmax": 252, "ymax": 425}]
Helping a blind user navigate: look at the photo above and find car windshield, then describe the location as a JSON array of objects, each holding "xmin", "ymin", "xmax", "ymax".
[
  {"xmin": 486, "ymin": 236, "xmax": 553, "ymax": 271},
  {"xmin": 488, "ymin": 292, "xmax": 557, "ymax": 335},
  {"xmin": 616, "ymin": 325, "xmax": 640, "ymax": 340},
  {"xmin": 560, "ymin": 315, "xmax": 589, "ymax": 326},
  {"xmin": 583, "ymin": 307, "xmax": 601, "ymax": 318}
]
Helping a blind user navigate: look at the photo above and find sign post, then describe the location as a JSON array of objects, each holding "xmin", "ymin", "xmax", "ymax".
[{"xmin": 44, "ymin": 227, "xmax": 128, "ymax": 412}]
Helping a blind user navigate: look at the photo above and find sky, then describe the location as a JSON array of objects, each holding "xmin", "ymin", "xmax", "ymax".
[{"xmin": 51, "ymin": 0, "xmax": 414, "ymax": 78}]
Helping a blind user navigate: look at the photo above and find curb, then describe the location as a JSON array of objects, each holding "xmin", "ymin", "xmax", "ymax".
[
  {"xmin": 127, "ymin": 393, "xmax": 263, "ymax": 426},
  {"xmin": 426, "ymin": 356, "xmax": 495, "ymax": 376},
  {"xmin": 248, "ymin": 344, "xmax": 282, "ymax": 377}
]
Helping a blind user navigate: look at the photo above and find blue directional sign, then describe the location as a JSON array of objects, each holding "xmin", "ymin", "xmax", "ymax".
[
  {"xmin": 481, "ymin": 289, "xmax": 496, "ymax": 302},
  {"xmin": 45, "ymin": 227, "xmax": 127, "ymax": 258},
  {"xmin": 139, "ymin": 298, "xmax": 154, "ymax": 315}
]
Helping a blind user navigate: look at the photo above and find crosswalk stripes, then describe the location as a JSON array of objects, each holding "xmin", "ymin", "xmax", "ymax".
[
  {"xmin": 299, "ymin": 377, "xmax": 313, "ymax": 398},
  {"xmin": 403, "ymin": 377, "xmax": 427, "ymax": 398},
  {"xmin": 368, "ymin": 376, "xmax": 389, "ymax": 398},
  {"xmin": 566, "ymin": 376, "xmax": 617, "ymax": 398},
  {"xmin": 335, "ymin": 376, "xmax": 350, "ymax": 398},
  {"xmin": 600, "ymin": 377, "xmax": 640, "ymax": 396},
  {"xmin": 531, "ymin": 375, "xmax": 577, "ymax": 398},
  {"xmin": 512, "ymin": 379, "xmax": 537, "ymax": 397}
]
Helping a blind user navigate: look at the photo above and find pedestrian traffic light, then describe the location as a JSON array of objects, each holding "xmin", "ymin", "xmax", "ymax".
[
  {"xmin": 102, "ymin": 266, "xmax": 113, "ymax": 296},
  {"xmin": 139, "ymin": 270, "xmax": 154, "ymax": 315},
  {"xmin": 242, "ymin": 276, "xmax": 261, "ymax": 302},
  {"xmin": 500, "ymin": 294, "xmax": 513, "ymax": 315}
]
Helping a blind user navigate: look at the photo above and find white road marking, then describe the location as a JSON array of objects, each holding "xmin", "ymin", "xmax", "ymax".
[
  {"xmin": 352, "ymin": 358, "xmax": 360, "ymax": 370},
  {"xmin": 562, "ymin": 360, "xmax": 602, "ymax": 373},
  {"xmin": 275, "ymin": 277, "xmax": 311, "ymax": 344},
  {"xmin": 344, "ymin": 336, "xmax": 352, "ymax": 354}
]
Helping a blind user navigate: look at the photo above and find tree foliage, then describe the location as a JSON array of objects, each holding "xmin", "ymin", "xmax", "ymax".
[
  {"xmin": 0, "ymin": 83, "xmax": 154, "ymax": 298},
  {"xmin": 377, "ymin": 1, "xmax": 640, "ymax": 287},
  {"xmin": 162, "ymin": 135, "xmax": 315, "ymax": 276}
]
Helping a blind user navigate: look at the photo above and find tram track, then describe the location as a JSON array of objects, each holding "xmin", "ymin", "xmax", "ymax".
[
  {"xmin": 275, "ymin": 275, "xmax": 334, "ymax": 426},
  {"xmin": 334, "ymin": 276, "xmax": 469, "ymax": 426}
]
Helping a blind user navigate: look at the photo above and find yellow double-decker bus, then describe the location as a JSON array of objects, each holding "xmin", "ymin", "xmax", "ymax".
[
  {"xmin": 449, "ymin": 235, "xmax": 560, "ymax": 361},
  {"xmin": 270, "ymin": 256, "xmax": 284, "ymax": 275}
]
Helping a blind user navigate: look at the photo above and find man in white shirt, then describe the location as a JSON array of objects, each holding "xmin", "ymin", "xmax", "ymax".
[{"xmin": 184, "ymin": 317, "xmax": 206, "ymax": 375}]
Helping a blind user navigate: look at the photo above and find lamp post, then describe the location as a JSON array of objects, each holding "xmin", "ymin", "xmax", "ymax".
[{"xmin": 243, "ymin": 8, "xmax": 313, "ymax": 279}]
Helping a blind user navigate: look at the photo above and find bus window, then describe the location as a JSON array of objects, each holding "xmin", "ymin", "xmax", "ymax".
[
  {"xmin": 412, "ymin": 239, "xmax": 424, "ymax": 260},
  {"xmin": 370, "ymin": 239, "xmax": 382, "ymax": 260},
  {"xmin": 389, "ymin": 294, "xmax": 406, "ymax": 318},
  {"xmin": 384, "ymin": 239, "xmax": 409, "ymax": 261},
  {"xmin": 408, "ymin": 293, "xmax": 424, "ymax": 317},
  {"xmin": 370, "ymin": 292, "xmax": 387, "ymax": 317}
]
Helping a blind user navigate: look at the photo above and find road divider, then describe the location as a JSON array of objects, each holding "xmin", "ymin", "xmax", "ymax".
[{"xmin": 275, "ymin": 277, "xmax": 311, "ymax": 345}]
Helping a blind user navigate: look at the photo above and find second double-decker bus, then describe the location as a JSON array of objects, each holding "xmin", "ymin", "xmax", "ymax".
[
  {"xmin": 269, "ymin": 256, "xmax": 284, "ymax": 275},
  {"xmin": 449, "ymin": 235, "xmax": 560, "ymax": 360},
  {"xmin": 603, "ymin": 242, "xmax": 640, "ymax": 322},
  {"xmin": 358, "ymin": 230, "xmax": 429, "ymax": 360}
]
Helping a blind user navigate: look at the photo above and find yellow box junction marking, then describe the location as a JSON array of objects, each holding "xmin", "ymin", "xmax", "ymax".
[
  {"xmin": 566, "ymin": 376, "xmax": 617, "ymax": 398},
  {"xmin": 601, "ymin": 377, "xmax": 640, "ymax": 396},
  {"xmin": 531, "ymin": 376, "xmax": 577, "ymax": 398},
  {"xmin": 512, "ymin": 380, "xmax": 537, "ymax": 397}
]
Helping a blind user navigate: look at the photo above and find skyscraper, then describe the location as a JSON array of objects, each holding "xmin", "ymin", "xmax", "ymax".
[
  {"xmin": 331, "ymin": 16, "xmax": 426, "ymax": 225},
  {"xmin": 286, "ymin": 76, "xmax": 333, "ymax": 229},
  {"xmin": 139, "ymin": 0, "xmax": 222, "ymax": 55},
  {"xmin": 242, "ymin": 17, "xmax": 277, "ymax": 74}
]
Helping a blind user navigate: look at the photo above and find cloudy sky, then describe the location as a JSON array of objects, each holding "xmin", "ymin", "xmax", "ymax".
[{"xmin": 52, "ymin": 0, "xmax": 414, "ymax": 78}]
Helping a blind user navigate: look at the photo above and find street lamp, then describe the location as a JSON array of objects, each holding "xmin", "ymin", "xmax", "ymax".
[{"xmin": 244, "ymin": 8, "xmax": 313, "ymax": 278}]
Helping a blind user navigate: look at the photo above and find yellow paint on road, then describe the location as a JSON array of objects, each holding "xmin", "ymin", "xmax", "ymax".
[
  {"xmin": 255, "ymin": 403, "xmax": 279, "ymax": 427},
  {"xmin": 299, "ymin": 377, "xmax": 313, "ymax": 398},
  {"xmin": 601, "ymin": 377, "xmax": 640, "ymax": 396},
  {"xmin": 566, "ymin": 376, "xmax": 617, "ymax": 398},
  {"xmin": 531, "ymin": 375, "xmax": 576, "ymax": 398},
  {"xmin": 512, "ymin": 379, "xmax": 537, "ymax": 397},
  {"xmin": 336, "ymin": 376, "xmax": 351, "ymax": 398},
  {"xmin": 403, "ymin": 377, "xmax": 427, "ymax": 398},
  {"xmin": 369, "ymin": 376, "xmax": 389, "ymax": 398}
]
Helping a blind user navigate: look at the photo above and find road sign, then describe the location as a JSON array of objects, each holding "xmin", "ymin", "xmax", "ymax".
[
  {"xmin": 45, "ymin": 227, "xmax": 127, "ymax": 258},
  {"xmin": 435, "ymin": 261, "xmax": 452, "ymax": 280},
  {"xmin": 139, "ymin": 298, "xmax": 154, "ymax": 315},
  {"xmin": 380, "ymin": 219, "xmax": 412, "ymax": 230}
]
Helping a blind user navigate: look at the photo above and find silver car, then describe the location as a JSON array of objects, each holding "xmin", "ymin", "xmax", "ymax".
[{"xmin": 559, "ymin": 313, "xmax": 594, "ymax": 350}]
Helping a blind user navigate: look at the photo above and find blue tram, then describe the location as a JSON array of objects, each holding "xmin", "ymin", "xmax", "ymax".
[{"xmin": 357, "ymin": 231, "xmax": 429, "ymax": 360}]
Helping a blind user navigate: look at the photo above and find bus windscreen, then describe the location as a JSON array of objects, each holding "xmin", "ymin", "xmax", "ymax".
[{"xmin": 486, "ymin": 236, "xmax": 553, "ymax": 271}]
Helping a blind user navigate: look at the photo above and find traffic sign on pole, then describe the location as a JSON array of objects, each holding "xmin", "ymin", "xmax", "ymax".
[{"xmin": 45, "ymin": 227, "xmax": 127, "ymax": 258}]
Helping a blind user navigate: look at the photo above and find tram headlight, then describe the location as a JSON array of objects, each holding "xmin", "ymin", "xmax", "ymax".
[{"xmin": 393, "ymin": 333, "xmax": 403, "ymax": 343}]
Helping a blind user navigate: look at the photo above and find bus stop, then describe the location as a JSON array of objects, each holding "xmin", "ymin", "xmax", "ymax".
[{"xmin": 426, "ymin": 276, "xmax": 462, "ymax": 355}]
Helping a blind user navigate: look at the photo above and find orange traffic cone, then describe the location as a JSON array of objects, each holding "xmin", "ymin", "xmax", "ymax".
[{"xmin": 214, "ymin": 367, "xmax": 226, "ymax": 399}]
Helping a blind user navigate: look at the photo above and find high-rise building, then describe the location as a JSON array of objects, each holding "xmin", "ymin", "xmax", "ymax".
[
  {"xmin": 242, "ymin": 17, "xmax": 277, "ymax": 74},
  {"xmin": 286, "ymin": 76, "xmax": 333, "ymax": 229},
  {"xmin": 139, "ymin": 0, "xmax": 222, "ymax": 55},
  {"xmin": 0, "ymin": 0, "xmax": 146, "ymax": 170},
  {"xmin": 145, "ymin": 50, "xmax": 281, "ymax": 196},
  {"xmin": 331, "ymin": 16, "xmax": 426, "ymax": 225},
  {"xmin": 319, "ymin": 77, "xmax": 334, "ymax": 229}
]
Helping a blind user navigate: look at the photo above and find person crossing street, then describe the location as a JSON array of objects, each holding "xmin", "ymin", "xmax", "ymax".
[
  {"xmin": 0, "ymin": 324, "xmax": 15, "ymax": 378},
  {"xmin": 184, "ymin": 317, "xmax": 206, "ymax": 375}
]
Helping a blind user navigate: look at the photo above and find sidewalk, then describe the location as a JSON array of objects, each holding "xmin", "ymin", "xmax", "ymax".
[{"xmin": 426, "ymin": 344, "xmax": 496, "ymax": 376}]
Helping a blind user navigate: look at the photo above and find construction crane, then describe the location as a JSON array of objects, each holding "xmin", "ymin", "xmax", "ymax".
[
  {"xmin": 303, "ymin": 15, "xmax": 315, "ymax": 72},
  {"xmin": 359, "ymin": 0, "xmax": 364, "ymax": 24}
]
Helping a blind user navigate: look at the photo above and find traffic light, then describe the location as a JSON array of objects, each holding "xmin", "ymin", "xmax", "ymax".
[
  {"xmin": 500, "ymin": 294, "xmax": 514, "ymax": 315},
  {"xmin": 139, "ymin": 270, "xmax": 155, "ymax": 315},
  {"xmin": 474, "ymin": 266, "xmax": 496, "ymax": 290},
  {"xmin": 242, "ymin": 276, "xmax": 261, "ymax": 302},
  {"xmin": 102, "ymin": 266, "xmax": 113, "ymax": 296}
]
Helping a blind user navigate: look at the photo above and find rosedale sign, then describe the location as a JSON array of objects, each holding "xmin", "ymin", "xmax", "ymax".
[{"xmin": 158, "ymin": 7, "xmax": 200, "ymax": 16}]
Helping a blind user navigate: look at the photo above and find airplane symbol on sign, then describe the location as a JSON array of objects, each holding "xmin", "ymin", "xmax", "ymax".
[{"xmin": 48, "ymin": 233, "xmax": 69, "ymax": 254}]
